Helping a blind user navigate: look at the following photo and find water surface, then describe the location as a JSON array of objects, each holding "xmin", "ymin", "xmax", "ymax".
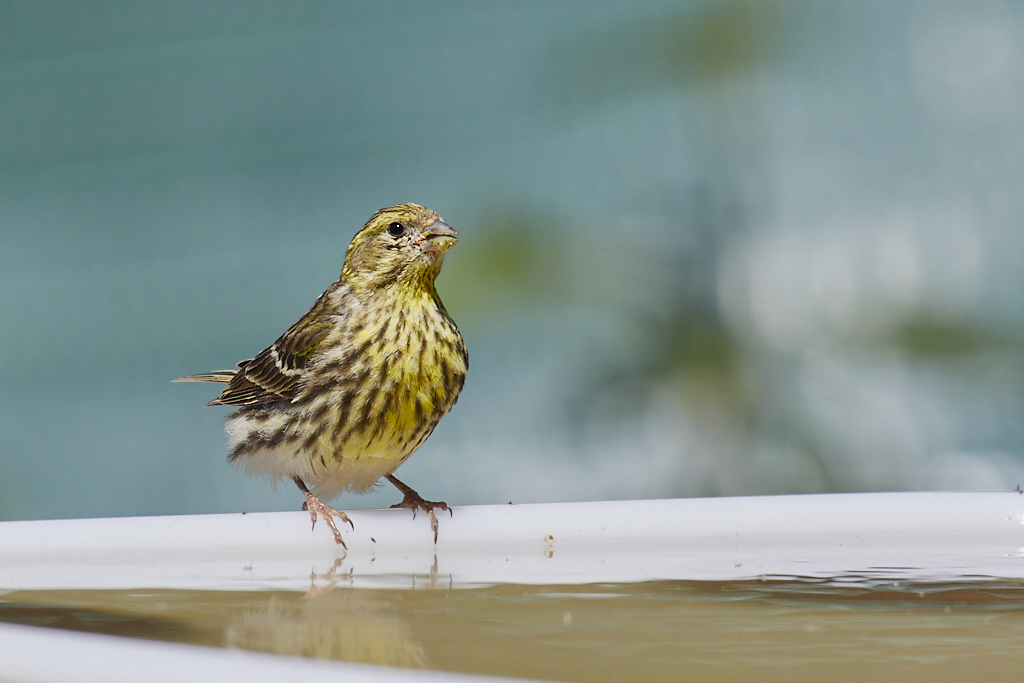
[{"xmin": 4, "ymin": 577, "xmax": 1023, "ymax": 682}]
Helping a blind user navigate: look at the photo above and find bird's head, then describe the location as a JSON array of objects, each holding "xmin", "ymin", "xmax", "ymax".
[{"xmin": 342, "ymin": 204, "xmax": 458, "ymax": 291}]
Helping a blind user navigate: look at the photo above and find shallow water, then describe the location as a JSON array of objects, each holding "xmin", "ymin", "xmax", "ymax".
[{"xmin": 3, "ymin": 577, "xmax": 1024, "ymax": 682}]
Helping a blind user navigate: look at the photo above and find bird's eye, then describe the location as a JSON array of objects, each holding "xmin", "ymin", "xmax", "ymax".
[{"xmin": 387, "ymin": 222, "xmax": 405, "ymax": 237}]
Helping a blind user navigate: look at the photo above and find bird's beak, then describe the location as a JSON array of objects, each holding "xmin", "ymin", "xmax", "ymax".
[{"xmin": 421, "ymin": 219, "xmax": 458, "ymax": 255}]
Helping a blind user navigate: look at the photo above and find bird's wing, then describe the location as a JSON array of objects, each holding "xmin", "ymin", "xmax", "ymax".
[{"xmin": 208, "ymin": 288, "xmax": 339, "ymax": 407}]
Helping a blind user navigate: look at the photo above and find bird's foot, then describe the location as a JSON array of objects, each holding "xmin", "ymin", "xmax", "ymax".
[
  {"xmin": 385, "ymin": 474, "xmax": 451, "ymax": 543},
  {"xmin": 392, "ymin": 493, "xmax": 450, "ymax": 544},
  {"xmin": 301, "ymin": 495, "xmax": 353, "ymax": 547},
  {"xmin": 294, "ymin": 477, "xmax": 353, "ymax": 546}
]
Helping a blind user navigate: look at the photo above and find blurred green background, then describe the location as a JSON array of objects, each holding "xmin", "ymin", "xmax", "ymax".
[{"xmin": 2, "ymin": 1, "xmax": 1023, "ymax": 520}]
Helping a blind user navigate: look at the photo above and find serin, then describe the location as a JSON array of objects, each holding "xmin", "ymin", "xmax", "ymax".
[{"xmin": 175, "ymin": 204, "xmax": 468, "ymax": 546}]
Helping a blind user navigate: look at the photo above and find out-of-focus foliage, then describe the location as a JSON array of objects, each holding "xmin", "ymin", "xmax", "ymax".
[
  {"xmin": 546, "ymin": 0, "xmax": 786, "ymax": 105},
  {"xmin": 440, "ymin": 207, "xmax": 567, "ymax": 321}
]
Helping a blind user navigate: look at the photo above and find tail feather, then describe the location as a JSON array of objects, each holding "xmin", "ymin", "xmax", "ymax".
[{"xmin": 173, "ymin": 370, "xmax": 237, "ymax": 383}]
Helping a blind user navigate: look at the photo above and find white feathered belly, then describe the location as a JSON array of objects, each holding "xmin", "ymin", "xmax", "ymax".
[{"xmin": 225, "ymin": 407, "xmax": 425, "ymax": 499}]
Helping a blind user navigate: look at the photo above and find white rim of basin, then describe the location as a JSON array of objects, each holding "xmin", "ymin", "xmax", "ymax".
[
  {"xmin": 0, "ymin": 621, "xmax": 531, "ymax": 683},
  {"xmin": 1, "ymin": 491, "xmax": 1023, "ymax": 591}
]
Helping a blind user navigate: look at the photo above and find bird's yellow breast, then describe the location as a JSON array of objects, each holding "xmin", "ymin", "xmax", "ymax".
[{"xmin": 284, "ymin": 288, "xmax": 467, "ymax": 493}]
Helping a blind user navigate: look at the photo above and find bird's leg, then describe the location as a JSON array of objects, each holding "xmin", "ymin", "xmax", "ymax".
[
  {"xmin": 293, "ymin": 477, "xmax": 353, "ymax": 547},
  {"xmin": 385, "ymin": 474, "xmax": 451, "ymax": 543}
]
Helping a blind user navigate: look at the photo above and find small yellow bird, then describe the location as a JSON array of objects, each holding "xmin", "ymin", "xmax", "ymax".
[{"xmin": 176, "ymin": 204, "xmax": 468, "ymax": 546}]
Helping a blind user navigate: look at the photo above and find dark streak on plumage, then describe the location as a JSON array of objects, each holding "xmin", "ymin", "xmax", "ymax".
[{"xmin": 359, "ymin": 387, "xmax": 379, "ymax": 429}]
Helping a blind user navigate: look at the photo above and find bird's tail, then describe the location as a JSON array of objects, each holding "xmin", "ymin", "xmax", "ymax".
[{"xmin": 172, "ymin": 370, "xmax": 237, "ymax": 383}]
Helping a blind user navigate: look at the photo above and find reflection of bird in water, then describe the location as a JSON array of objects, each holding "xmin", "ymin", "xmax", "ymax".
[
  {"xmin": 226, "ymin": 589, "xmax": 428, "ymax": 667},
  {"xmin": 176, "ymin": 204, "xmax": 468, "ymax": 546}
]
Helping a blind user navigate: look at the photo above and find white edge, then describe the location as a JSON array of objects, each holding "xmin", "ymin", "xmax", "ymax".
[
  {"xmin": 1, "ymin": 492, "xmax": 1023, "ymax": 591},
  {"xmin": 0, "ymin": 621, "xmax": 531, "ymax": 683}
]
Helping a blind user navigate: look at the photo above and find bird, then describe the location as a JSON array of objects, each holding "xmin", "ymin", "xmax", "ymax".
[{"xmin": 175, "ymin": 204, "xmax": 468, "ymax": 546}]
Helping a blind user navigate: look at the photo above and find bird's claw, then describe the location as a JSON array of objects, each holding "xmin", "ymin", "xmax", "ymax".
[
  {"xmin": 391, "ymin": 493, "xmax": 451, "ymax": 544},
  {"xmin": 302, "ymin": 494, "xmax": 353, "ymax": 547}
]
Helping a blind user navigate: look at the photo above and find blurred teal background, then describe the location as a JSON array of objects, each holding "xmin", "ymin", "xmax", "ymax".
[{"xmin": 2, "ymin": 1, "xmax": 1024, "ymax": 521}]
